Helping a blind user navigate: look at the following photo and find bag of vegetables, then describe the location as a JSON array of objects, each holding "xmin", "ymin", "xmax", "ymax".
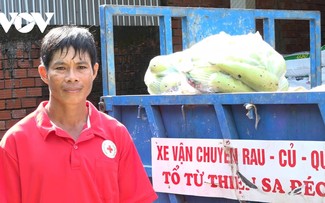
[{"xmin": 144, "ymin": 31, "xmax": 289, "ymax": 95}]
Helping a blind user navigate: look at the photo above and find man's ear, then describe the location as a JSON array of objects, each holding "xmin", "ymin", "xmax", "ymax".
[
  {"xmin": 92, "ymin": 63, "xmax": 99, "ymax": 80},
  {"xmin": 38, "ymin": 64, "xmax": 49, "ymax": 85}
]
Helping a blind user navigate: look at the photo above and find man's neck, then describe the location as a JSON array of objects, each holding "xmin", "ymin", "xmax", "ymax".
[{"xmin": 45, "ymin": 100, "xmax": 89, "ymax": 140}]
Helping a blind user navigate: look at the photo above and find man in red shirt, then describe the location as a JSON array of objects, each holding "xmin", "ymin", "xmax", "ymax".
[{"xmin": 0, "ymin": 26, "xmax": 158, "ymax": 203}]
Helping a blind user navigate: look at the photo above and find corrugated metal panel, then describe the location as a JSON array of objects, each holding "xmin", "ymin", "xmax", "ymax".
[{"xmin": 0, "ymin": 0, "xmax": 160, "ymax": 26}]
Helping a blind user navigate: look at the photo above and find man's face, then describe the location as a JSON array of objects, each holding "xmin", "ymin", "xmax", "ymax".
[{"xmin": 39, "ymin": 46, "xmax": 98, "ymax": 105}]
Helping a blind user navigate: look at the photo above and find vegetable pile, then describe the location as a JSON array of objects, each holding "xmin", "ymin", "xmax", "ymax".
[{"xmin": 144, "ymin": 32, "xmax": 289, "ymax": 95}]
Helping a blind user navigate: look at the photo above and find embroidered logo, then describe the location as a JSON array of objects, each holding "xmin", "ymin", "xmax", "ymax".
[{"xmin": 102, "ymin": 140, "xmax": 117, "ymax": 158}]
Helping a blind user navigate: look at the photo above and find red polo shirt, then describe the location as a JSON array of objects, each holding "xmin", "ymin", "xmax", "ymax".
[{"xmin": 0, "ymin": 101, "xmax": 157, "ymax": 203}]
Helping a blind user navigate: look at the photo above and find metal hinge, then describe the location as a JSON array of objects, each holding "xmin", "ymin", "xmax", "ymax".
[{"xmin": 98, "ymin": 100, "xmax": 106, "ymax": 113}]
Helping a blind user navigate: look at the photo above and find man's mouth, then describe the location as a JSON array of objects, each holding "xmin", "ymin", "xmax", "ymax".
[{"xmin": 64, "ymin": 87, "xmax": 82, "ymax": 92}]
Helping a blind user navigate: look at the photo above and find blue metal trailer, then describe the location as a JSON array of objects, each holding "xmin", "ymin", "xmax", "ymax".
[{"xmin": 99, "ymin": 6, "xmax": 323, "ymax": 202}]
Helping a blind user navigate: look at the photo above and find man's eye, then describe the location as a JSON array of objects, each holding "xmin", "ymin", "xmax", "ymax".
[
  {"xmin": 55, "ymin": 66, "xmax": 65, "ymax": 70},
  {"xmin": 78, "ymin": 66, "xmax": 88, "ymax": 70}
]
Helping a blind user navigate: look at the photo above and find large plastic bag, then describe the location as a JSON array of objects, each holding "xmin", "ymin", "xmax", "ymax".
[{"xmin": 144, "ymin": 31, "xmax": 289, "ymax": 95}]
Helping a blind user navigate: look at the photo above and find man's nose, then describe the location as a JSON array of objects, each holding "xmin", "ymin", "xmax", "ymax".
[{"xmin": 66, "ymin": 68, "xmax": 79, "ymax": 82}]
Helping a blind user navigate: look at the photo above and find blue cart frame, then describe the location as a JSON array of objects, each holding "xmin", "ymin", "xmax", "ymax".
[{"xmin": 99, "ymin": 6, "xmax": 323, "ymax": 203}]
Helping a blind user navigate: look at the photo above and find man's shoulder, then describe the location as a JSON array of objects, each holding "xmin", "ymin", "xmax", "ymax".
[
  {"xmin": 92, "ymin": 109, "xmax": 125, "ymax": 129},
  {"xmin": 6, "ymin": 110, "xmax": 38, "ymax": 134},
  {"xmin": 88, "ymin": 103, "xmax": 128, "ymax": 136},
  {"xmin": 88, "ymin": 102, "xmax": 123, "ymax": 126},
  {"xmin": 2, "ymin": 101, "xmax": 48, "ymax": 140},
  {"xmin": 1, "ymin": 109, "xmax": 39, "ymax": 148}
]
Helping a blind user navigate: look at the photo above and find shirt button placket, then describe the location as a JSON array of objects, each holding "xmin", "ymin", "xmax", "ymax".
[{"xmin": 71, "ymin": 144, "xmax": 81, "ymax": 169}]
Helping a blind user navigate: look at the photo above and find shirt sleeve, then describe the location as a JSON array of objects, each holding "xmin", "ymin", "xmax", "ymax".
[
  {"xmin": 117, "ymin": 126, "xmax": 158, "ymax": 203},
  {"xmin": 0, "ymin": 137, "xmax": 22, "ymax": 203}
]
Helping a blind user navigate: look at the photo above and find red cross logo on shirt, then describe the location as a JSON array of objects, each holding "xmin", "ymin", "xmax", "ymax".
[
  {"xmin": 102, "ymin": 140, "xmax": 117, "ymax": 158},
  {"xmin": 107, "ymin": 145, "xmax": 113, "ymax": 153}
]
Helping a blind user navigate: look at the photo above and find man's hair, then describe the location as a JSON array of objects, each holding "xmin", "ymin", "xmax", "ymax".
[{"xmin": 40, "ymin": 26, "xmax": 97, "ymax": 69}]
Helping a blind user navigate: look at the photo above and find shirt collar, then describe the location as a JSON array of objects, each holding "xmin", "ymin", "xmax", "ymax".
[{"xmin": 36, "ymin": 101, "xmax": 106, "ymax": 140}]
